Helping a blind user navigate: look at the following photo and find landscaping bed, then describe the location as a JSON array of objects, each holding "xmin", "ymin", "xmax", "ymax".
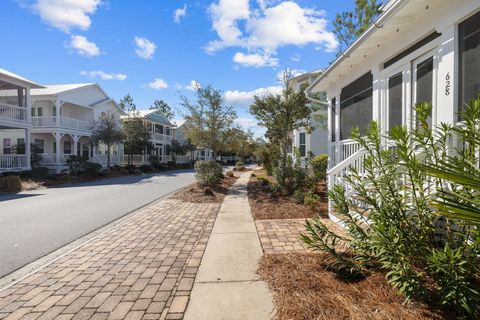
[
  {"xmin": 171, "ymin": 175, "xmax": 237, "ymax": 203},
  {"xmin": 248, "ymin": 170, "xmax": 327, "ymax": 220},
  {"xmin": 258, "ymin": 253, "xmax": 449, "ymax": 320}
]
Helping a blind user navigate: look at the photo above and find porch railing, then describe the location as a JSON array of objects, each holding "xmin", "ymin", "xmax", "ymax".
[
  {"xmin": 32, "ymin": 116, "xmax": 92, "ymax": 131},
  {"xmin": 152, "ymin": 133, "xmax": 172, "ymax": 142},
  {"xmin": 0, "ymin": 155, "xmax": 28, "ymax": 170},
  {"xmin": 330, "ymin": 139, "xmax": 362, "ymax": 168},
  {"xmin": 0, "ymin": 103, "xmax": 27, "ymax": 123}
]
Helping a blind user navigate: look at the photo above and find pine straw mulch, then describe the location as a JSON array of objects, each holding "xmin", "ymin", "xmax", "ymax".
[
  {"xmin": 170, "ymin": 175, "xmax": 238, "ymax": 203},
  {"xmin": 258, "ymin": 253, "xmax": 450, "ymax": 320},
  {"xmin": 248, "ymin": 170, "xmax": 328, "ymax": 220}
]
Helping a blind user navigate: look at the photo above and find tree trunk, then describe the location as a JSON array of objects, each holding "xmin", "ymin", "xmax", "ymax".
[{"xmin": 107, "ymin": 144, "xmax": 111, "ymax": 171}]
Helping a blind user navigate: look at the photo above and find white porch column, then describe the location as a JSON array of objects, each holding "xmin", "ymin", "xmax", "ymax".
[
  {"xmin": 26, "ymin": 88, "xmax": 32, "ymax": 123},
  {"xmin": 73, "ymin": 135, "xmax": 80, "ymax": 156},
  {"xmin": 25, "ymin": 128, "xmax": 31, "ymax": 170},
  {"xmin": 435, "ymin": 24, "xmax": 456, "ymax": 125},
  {"xmin": 55, "ymin": 100, "xmax": 61, "ymax": 127},
  {"xmin": 371, "ymin": 66, "xmax": 382, "ymax": 125},
  {"xmin": 54, "ymin": 132, "xmax": 61, "ymax": 165}
]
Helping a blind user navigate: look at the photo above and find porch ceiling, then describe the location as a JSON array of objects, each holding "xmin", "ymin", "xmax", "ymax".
[{"xmin": 308, "ymin": 0, "xmax": 451, "ymax": 93}]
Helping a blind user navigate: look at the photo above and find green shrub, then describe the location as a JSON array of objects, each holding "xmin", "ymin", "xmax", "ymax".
[
  {"xmin": 83, "ymin": 161, "xmax": 102, "ymax": 177},
  {"xmin": 195, "ymin": 160, "xmax": 223, "ymax": 187},
  {"xmin": 310, "ymin": 154, "xmax": 328, "ymax": 181},
  {"xmin": 32, "ymin": 167, "xmax": 49, "ymax": 179},
  {"xmin": 226, "ymin": 170, "xmax": 234, "ymax": 177},
  {"xmin": 66, "ymin": 155, "xmax": 88, "ymax": 175},
  {"xmin": 293, "ymin": 189, "xmax": 305, "ymax": 204},
  {"xmin": 303, "ymin": 191, "xmax": 320, "ymax": 211},
  {"xmin": 0, "ymin": 176, "xmax": 22, "ymax": 193},
  {"xmin": 140, "ymin": 164, "xmax": 155, "ymax": 173},
  {"xmin": 251, "ymin": 173, "xmax": 256, "ymax": 177},
  {"xmin": 301, "ymin": 101, "xmax": 480, "ymax": 317}
]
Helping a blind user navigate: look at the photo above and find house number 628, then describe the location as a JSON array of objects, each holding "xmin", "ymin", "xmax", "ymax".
[{"xmin": 445, "ymin": 73, "xmax": 451, "ymax": 96}]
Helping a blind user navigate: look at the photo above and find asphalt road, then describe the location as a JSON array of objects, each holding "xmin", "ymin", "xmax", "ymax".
[{"xmin": 0, "ymin": 170, "xmax": 197, "ymax": 278}]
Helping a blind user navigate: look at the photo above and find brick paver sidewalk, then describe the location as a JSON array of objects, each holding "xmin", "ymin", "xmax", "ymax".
[{"xmin": 0, "ymin": 198, "xmax": 219, "ymax": 320}]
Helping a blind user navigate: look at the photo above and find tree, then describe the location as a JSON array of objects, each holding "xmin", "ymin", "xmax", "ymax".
[
  {"xmin": 222, "ymin": 127, "xmax": 255, "ymax": 159},
  {"xmin": 180, "ymin": 85, "xmax": 237, "ymax": 158},
  {"xmin": 333, "ymin": 0, "xmax": 382, "ymax": 53},
  {"xmin": 170, "ymin": 139, "xmax": 187, "ymax": 164},
  {"xmin": 120, "ymin": 95, "xmax": 152, "ymax": 166},
  {"xmin": 183, "ymin": 139, "xmax": 197, "ymax": 163},
  {"xmin": 250, "ymin": 70, "xmax": 311, "ymax": 186},
  {"xmin": 149, "ymin": 99, "xmax": 174, "ymax": 121},
  {"xmin": 119, "ymin": 94, "xmax": 137, "ymax": 115},
  {"xmin": 91, "ymin": 113, "xmax": 124, "ymax": 170}
]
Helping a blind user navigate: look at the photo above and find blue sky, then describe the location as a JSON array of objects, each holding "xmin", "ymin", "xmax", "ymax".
[{"xmin": 1, "ymin": 0, "xmax": 354, "ymax": 136}]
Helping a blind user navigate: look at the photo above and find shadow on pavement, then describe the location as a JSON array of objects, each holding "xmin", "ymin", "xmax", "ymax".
[{"xmin": 0, "ymin": 193, "xmax": 42, "ymax": 202}]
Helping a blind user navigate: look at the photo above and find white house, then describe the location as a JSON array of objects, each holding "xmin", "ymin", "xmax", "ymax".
[
  {"xmin": 307, "ymin": 0, "xmax": 480, "ymax": 217},
  {"xmin": 0, "ymin": 82, "xmax": 125, "ymax": 173},
  {"xmin": 174, "ymin": 122, "xmax": 214, "ymax": 162},
  {"xmin": 0, "ymin": 68, "xmax": 44, "ymax": 173},
  {"xmin": 289, "ymin": 71, "xmax": 328, "ymax": 159},
  {"xmin": 122, "ymin": 109, "xmax": 175, "ymax": 165}
]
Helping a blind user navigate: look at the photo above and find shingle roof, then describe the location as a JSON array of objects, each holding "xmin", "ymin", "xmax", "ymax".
[{"xmin": 137, "ymin": 109, "xmax": 174, "ymax": 126}]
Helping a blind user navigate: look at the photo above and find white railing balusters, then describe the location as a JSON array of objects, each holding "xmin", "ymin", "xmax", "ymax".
[
  {"xmin": 0, "ymin": 155, "xmax": 28, "ymax": 170},
  {"xmin": 0, "ymin": 103, "xmax": 27, "ymax": 123}
]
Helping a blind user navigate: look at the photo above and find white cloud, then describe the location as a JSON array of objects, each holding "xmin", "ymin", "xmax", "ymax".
[
  {"xmin": 134, "ymin": 36, "xmax": 157, "ymax": 59},
  {"xmin": 233, "ymin": 52, "xmax": 278, "ymax": 68},
  {"xmin": 185, "ymin": 80, "xmax": 201, "ymax": 91},
  {"xmin": 68, "ymin": 35, "xmax": 100, "ymax": 57},
  {"xmin": 80, "ymin": 70, "xmax": 126, "ymax": 80},
  {"xmin": 148, "ymin": 78, "xmax": 168, "ymax": 90},
  {"xmin": 30, "ymin": 0, "xmax": 102, "ymax": 33},
  {"xmin": 174, "ymin": 4, "xmax": 187, "ymax": 23},
  {"xmin": 206, "ymin": 0, "xmax": 338, "ymax": 66},
  {"xmin": 224, "ymin": 85, "xmax": 282, "ymax": 108}
]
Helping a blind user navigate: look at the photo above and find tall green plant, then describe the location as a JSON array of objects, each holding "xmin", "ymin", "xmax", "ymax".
[{"xmin": 302, "ymin": 102, "xmax": 480, "ymax": 317}]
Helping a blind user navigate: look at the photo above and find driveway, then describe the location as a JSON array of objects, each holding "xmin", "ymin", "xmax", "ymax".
[{"xmin": 0, "ymin": 170, "xmax": 196, "ymax": 278}]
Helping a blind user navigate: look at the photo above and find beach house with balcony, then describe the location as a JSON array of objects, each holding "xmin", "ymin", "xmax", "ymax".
[
  {"xmin": 0, "ymin": 82, "xmax": 125, "ymax": 172},
  {"xmin": 0, "ymin": 68, "xmax": 44, "ymax": 173},
  {"xmin": 122, "ymin": 109, "xmax": 175, "ymax": 165},
  {"xmin": 306, "ymin": 0, "xmax": 480, "ymax": 218}
]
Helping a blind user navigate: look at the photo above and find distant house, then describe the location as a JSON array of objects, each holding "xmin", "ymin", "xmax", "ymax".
[
  {"xmin": 122, "ymin": 109, "xmax": 176, "ymax": 165},
  {"xmin": 289, "ymin": 70, "xmax": 328, "ymax": 159},
  {"xmin": 0, "ymin": 68, "xmax": 44, "ymax": 173},
  {"xmin": 306, "ymin": 0, "xmax": 480, "ymax": 217},
  {"xmin": 174, "ymin": 122, "xmax": 214, "ymax": 162}
]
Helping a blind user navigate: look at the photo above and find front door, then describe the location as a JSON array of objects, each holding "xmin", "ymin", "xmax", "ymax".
[{"xmin": 384, "ymin": 64, "xmax": 410, "ymax": 133}]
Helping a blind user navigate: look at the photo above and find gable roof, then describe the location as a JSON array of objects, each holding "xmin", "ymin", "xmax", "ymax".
[
  {"xmin": 138, "ymin": 109, "xmax": 174, "ymax": 126},
  {"xmin": 0, "ymin": 68, "xmax": 44, "ymax": 89}
]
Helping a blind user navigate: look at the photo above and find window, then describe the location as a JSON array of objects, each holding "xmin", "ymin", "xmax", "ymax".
[
  {"xmin": 31, "ymin": 108, "xmax": 35, "ymax": 117},
  {"xmin": 331, "ymin": 97, "xmax": 336, "ymax": 142},
  {"xmin": 340, "ymin": 72, "xmax": 373, "ymax": 139},
  {"xmin": 166, "ymin": 127, "xmax": 170, "ymax": 136},
  {"xmin": 155, "ymin": 124, "xmax": 164, "ymax": 134},
  {"xmin": 166, "ymin": 144, "xmax": 170, "ymax": 155},
  {"xmin": 16, "ymin": 138, "xmax": 25, "ymax": 154},
  {"xmin": 299, "ymin": 132, "xmax": 306, "ymax": 157},
  {"xmin": 35, "ymin": 139, "xmax": 44, "ymax": 154},
  {"xmin": 147, "ymin": 123, "xmax": 153, "ymax": 132},
  {"xmin": 64, "ymin": 141, "xmax": 72, "ymax": 154},
  {"xmin": 415, "ymin": 57, "xmax": 434, "ymax": 126},
  {"xmin": 52, "ymin": 107, "xmax": 56, "ymax": 116},
  {"xmin": 37, "ymin": 107, "xmax": 43, "ymax": 117},
  {"xmin": 3, "ymin": 138, "xmax": 11, "ymax": 154},
  {"xmin": 388, "ymin": 73, "xmax": 403, "ymax": 130},
  {"xmin": 459, "ymin": 11, "xmax": 480, "ymax": 118}
]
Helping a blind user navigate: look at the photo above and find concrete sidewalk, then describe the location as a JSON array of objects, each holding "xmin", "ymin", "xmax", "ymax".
[{"xmin": 184, "ymin": 172, "xmax": 274, "ymax": 320}]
